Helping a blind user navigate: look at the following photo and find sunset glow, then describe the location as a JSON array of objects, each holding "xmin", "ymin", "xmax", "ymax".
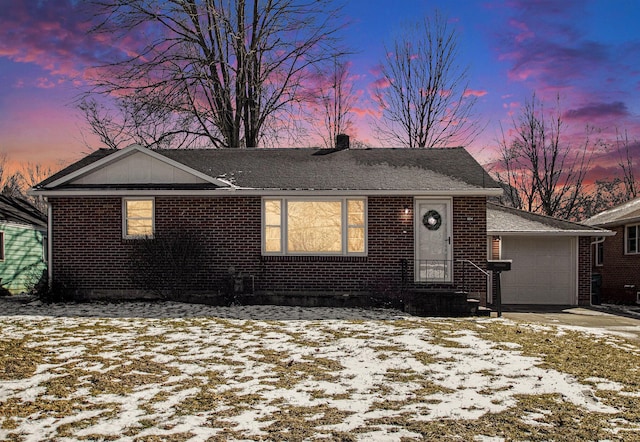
[{"xmin": 0, "ymin": 0, "xmax": 639, "ymax": 182}]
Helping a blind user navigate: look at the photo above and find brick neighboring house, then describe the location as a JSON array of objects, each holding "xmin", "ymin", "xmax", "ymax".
[
  {"xmin": 584, "ymin": 197, "xmax": 640, "ymax": 304},
  {"xmin": 31, "ymin": 142, "xmax": 503, "ymax": 314}
]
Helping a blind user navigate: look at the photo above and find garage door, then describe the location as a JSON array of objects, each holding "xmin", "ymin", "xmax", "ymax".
[{"xmin": 499, "ymin": 236, "xmax": 577, "ymax": 305}]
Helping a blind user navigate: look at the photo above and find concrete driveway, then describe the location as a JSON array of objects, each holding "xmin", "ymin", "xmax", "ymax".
[{"xmin": 500, "ymin": 305, "xmax": 640, "ymax": 341}]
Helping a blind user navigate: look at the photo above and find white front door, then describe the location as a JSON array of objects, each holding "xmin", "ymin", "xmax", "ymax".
[{"xmin": 415, "ymin": 199, "xmax": 453, "ymax": 283}]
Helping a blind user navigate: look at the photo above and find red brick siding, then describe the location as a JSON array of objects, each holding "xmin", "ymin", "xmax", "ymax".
[
  {"xmin": 50, "ymin": 195, "xmax": 488, "ymax": 302},
  {"xmin": 595, "ymin": 225, "xmax": 640, "ymax": 303},
  {"xmin": 453, "ymin": 197, "xmax": 488, "ymax": 301},
  {"xmin": 578, "ymin": 236, "xmax": 592, "ymax": 305},
  {"xmin": 51, "ymin": 197, "xmax": 135, "ymax": 290}
]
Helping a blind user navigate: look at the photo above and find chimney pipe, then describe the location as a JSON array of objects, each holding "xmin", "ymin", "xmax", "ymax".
[{"xmin": 336, "ymin": 134, "xmax": 349, "ymax": 150}]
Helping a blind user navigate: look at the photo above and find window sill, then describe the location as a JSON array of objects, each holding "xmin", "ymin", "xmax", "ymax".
[{"xmin": 261, "ymin": 255, "xmax": 368, "ymax": 262}]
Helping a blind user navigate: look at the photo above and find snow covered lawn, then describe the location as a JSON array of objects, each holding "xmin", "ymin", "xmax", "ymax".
[{"xmin": 1, "ymin": 301, "xmax": 639, "ymax": 441}]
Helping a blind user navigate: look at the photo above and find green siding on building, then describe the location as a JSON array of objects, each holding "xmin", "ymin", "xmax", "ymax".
[{"xmin": 0, "ymin": 222, "xmax": 47, "ymax": 294}]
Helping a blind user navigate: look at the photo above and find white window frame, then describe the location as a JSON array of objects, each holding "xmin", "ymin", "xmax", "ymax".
[
  {"xmin": 625, "ymin": 224, "xmax": 640, "ymax": 255},
  {"xmin": 593, "ymin": 236, "xmax": 604, "ymax": 266},
  {"xmin": 122, "ymin": 197, "xmax": 155, "ymax": 239},
  {"xmin": 262, "ymin": 197, "xmax": 367, "ymax": 256}
]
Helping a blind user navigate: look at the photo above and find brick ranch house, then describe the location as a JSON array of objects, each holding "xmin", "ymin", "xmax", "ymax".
[
  {"xmin": 585, "ymin": 196, "xmax": 640, "ymax": 304},
  {"xmin": 31, "ymin": 142, "xmax": 507, "ymax": 314}
]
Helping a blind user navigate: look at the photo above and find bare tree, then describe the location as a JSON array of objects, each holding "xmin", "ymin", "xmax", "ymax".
[
  {"xmin": 21, "ymin": 162, "xmax": 60, "ymax": 212},
  {"xmin": 494, "ymin": 94, "xmax": 595, "ymax": 221},
  {"xmin": 83, "ymin": 0, "xmax": 347, "ymax": 149},
  {"xmin": 307, "ymin": 57, "xmax": 356, "ymax": 148},
  {"xmin": 372, "ymin": 11, "xmax": 481, "ymax": 148},
  {"xmin": 0, "ymin": 153, "xmax": 24, "ymax": 198},
  {"xmin": 575, "ymin": 130, "xmax": 640, "ymax": 219},
  {"xmin": 614, "ymin": 129, "xmax": 638, "ymax": 201},
  {"xmin": 79, "ymin": 96, "xmax": 197, "ymax": 150},
  {"xmin": 0, "ymin": 151, "xmax": 62, "ymax": 212}
]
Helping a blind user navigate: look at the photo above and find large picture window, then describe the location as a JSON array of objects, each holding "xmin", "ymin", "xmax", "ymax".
[
  {"xmin": 626, "ymin": 224, "xmax": 639, "ymax": 254},
  {"xmin": 123, "ymin": 198, "xmax": 155, "ymax": 238},
  {"xmin": 263, "ymin": 198, "xmax": 366, "ymax": 255}
]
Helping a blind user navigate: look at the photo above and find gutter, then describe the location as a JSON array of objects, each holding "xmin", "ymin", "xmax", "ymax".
[
  {"xmin": 30, "ymin": 188, "xmax": 505, "ymax": 198},
  {"xmin": 488, "ymin": 230, "xmax": 615, "ymax": 237}
]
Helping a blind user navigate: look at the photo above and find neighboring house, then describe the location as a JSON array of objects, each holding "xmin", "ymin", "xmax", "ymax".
[
  {"xmin": 487, "ymin": 203, "xmax": 612, "ymax": 306},
  {"xmin": 584, "ymin": 197, "xmax": 640, "ymax": 304},
  {"xmin": 0, "ymin": 195, "xmax": 47, "ymax": 294},
  {"xmin": 30, "ymin": 142, "xmax": 502, "ymax": 314}
]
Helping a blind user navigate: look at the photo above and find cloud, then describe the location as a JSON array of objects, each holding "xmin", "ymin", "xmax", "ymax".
[
  {"xmin": 494, "ymin": 0, "xmax": 624, "ymax": 95},
  {"xmin": 565, "ymin": 102, "xmax": 630, "ymax": 121},
  {"xmin": 372, "ymin": 77, "xmax": 391, "ymax": 89},
  {"xmin": 36, "ymin": 77, "xmax": 56, "ymax": 89},
  {"xmin": 463, "ymin": 89, "xmax": 488, "ymax": 98},
  {"xmin": 0, "ymin": 1, "xmax": 123, "ymax": 86},
  {"xmin": 502, "ymin": 38, "xmax": 609, "ymax": 86}
]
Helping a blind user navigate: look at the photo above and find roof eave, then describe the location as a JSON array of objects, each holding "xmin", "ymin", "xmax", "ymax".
[
  {"xmin": 30, "ymin": 187, "xmax": 504, "ymax": 197},
  {"xmin": 587, "ymin": 216, "xmax": 640, "ymax": 228},
  {"xmin": 488, "ymin": 230, "xmax": 615, "ymax": 237}
]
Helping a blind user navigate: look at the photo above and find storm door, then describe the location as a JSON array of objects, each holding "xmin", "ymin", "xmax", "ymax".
[{"xmin": 415, "ymin": 199, "xmax": 453, "ymax": 283}]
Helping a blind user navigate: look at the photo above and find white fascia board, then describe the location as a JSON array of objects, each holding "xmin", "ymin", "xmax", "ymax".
[
  {"xmin": 488, "ymin": 230, "xmax": 615, "ymax": 237},
  {"xmin": 31, "ymin": 188, "xmax": 504, "ymax": 197},
  {"xmin": 0, "ymin": 221, "xmax": 46, "ymax": 231},
  {"xmin": 592, "ymin": 216, "xmax": 640, "ymax": 228},
  {"xmin": 43, "ymin": 144, "xmax": 232, "ymax": 189}
]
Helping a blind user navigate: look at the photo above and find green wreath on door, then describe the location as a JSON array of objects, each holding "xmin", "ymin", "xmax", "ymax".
[{"xmin": 422, "ymin": 210, "xmax": 442, "ymax": 230}]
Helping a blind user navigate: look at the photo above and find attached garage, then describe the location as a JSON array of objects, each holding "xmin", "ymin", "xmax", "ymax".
[
  {"xmin": 499, "ymin": 236, "xmax": 576, "ymax": 305},
  {"xmin": 487, "ymin": 203, "xmax": 612, "ymax": 306}
]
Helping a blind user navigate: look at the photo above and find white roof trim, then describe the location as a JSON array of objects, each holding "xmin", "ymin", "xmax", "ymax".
[
  {"xmin": 593, "ymin": 216, "xmax": 640, "ymax": 228},
  {"xmin": 44, "ymin": 144, "xmax": 232, "ymax": 189},
  {"xmin": 488, "ymin": 230, "xmax": 615, "ymax": 237},
  {"xmin": 30, "ymin": 188, "xmax": 503, "ymax": 197},
  {"xmin": 0, "ymin": 220, "xmax": 47, "ymax": 231}
]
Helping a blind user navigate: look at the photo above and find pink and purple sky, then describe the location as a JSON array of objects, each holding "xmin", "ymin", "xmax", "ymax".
[{"xmin": 1, "ymin": 0, "xmax": 639, "ymax": 181}]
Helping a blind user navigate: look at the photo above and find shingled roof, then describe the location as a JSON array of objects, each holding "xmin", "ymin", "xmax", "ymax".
[
  {"xmin": 0, "ymin": 195, "xmax": 46, "ymax": 228},
  {"xmin": 35, "ymin": 146, "xmax": 501, "ymax": 194},
  {"xmin": 487, "ymin": 202, "xmax": 611, "ymax": 236},
  {"xmin": 583, "ymin": 197, "xmax": 640, "ymax": 227}
]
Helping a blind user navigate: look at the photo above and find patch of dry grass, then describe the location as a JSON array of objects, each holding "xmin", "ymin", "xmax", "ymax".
[
  {"xmin": 0, "ymin": 339, "xmax": 43, "ymax": 380},
  {"xmin": 0, "ymin": 313, "xmax": 639, "ymax": 440}
]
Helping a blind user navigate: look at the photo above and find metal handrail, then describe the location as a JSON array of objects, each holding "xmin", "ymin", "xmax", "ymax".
[{"xmin": 456, "ymin": 259, "xmax": 490, "ymax": 277}]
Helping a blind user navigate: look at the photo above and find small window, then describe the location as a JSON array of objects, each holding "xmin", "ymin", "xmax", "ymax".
[
  {"xmin": 123, "ymin": 198, "xmax": 155, "ymax": 238},
  {"xmin": 626, "ymin": 225, "xmax": 639, "ymax": 255},
  {"xmin": 43, "ymin": 234, "xmax": 48, "ymax": 263},
  {"xmin": 262, "ymin": 197, "xmax": 366, "ymax": 256},
  {"xmin": 593, "ymin": 236, "xmax": 604, "ymax": 266},
  {"xmin": 0, "ymin": 231, "xmax": 4, "ymax": 261}
]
